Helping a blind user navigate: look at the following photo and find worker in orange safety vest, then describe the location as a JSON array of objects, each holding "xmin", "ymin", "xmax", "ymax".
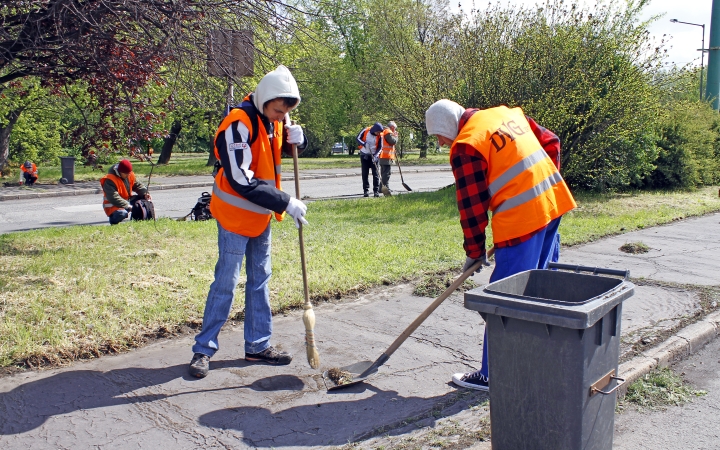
[
  {"xmin": 20, "ymin": 160, "xmax": 38, "ymax": 185},
  {"xmin": 378, "ymin": 121, "xmax": 398, "ymax": 192},
  {"xmin": 99, "ymin": 159, "xmax": 151, "ymax": 225},
  {"xmin": 425, "ymin": 99, "xmax": 577, "ymax": 392},
  {"xmin": 189, "ymin": 65, "xmax": 309, "ymax": 379},
  {"xmin": 355, "ymin": 122, "xmax": 384, "ymax": 197}
]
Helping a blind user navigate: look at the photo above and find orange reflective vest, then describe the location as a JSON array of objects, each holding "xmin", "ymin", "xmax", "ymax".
[
  {"xmin": 210, "ymin": 99, "xmax": 284, "ymax": 237},
  {"xmin": 100, "ymin": 172, "xmax": 136, "ymax": 216},
  {"xmin": 452, "ymin": 106, "xmax": 576, "ymax": 242},
  {"xmin": 378, "ymin": 129, "xmax": 396, "ymax": 160},
  {"xmin": 21, "ymin": 163, "xmax": 37, "ymax": 174}
]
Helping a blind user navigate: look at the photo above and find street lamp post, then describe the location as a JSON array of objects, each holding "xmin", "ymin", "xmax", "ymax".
[{"xmin": 670, "ymin": 19, "xmax": 707, "ymax": 100}]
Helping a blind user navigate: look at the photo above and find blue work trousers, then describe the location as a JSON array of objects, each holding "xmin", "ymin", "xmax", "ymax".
[
  {"xmin": 193, "ymin": 222, "xmax": 273, "ymax": 357},
  {"xmin": 479, "ymin": 217, "xmax": 562, "ymax": 379}
]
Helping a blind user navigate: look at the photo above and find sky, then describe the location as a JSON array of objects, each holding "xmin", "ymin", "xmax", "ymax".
[{"xmin": 452, "ymin": 0, "xmax": 713, "ymax": 68}]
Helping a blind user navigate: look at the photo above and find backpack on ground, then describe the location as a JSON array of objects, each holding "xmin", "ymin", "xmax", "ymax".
[
  {"xmin": 131, "ymin": 199, "xmax": 155, "ymax": 221},
  {"xmin": 191, "ymin": 192, "xmax": 213, "ymax": 221}
]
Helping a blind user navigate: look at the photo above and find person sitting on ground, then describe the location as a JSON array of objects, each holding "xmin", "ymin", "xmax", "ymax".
[
  {"xmin": 425, "ymin": 99, "xmax": 577, "ymax": 391},
  {"xmin": 20, "ymin": 160, "xmax": 38, "ymax": 186},
  {"xmin": 99, "ymin": 159, "xmax": 151, "ymax": 225}
]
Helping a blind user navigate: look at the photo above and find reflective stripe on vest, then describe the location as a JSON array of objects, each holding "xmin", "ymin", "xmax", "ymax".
[
  {"xmin": 488, "ymin": 148, "xmax": 549, "ymax": 197},
  {"xmin": 452, "ymin": 106, "xmax": 576, "ymax": 242},
  {"xmin": 210, "ymin": 95, "xmax": 285, "ymax": 237},
  {"xmin": 212, "ymin": 183, "xmax": 271, "ymax": 215}
]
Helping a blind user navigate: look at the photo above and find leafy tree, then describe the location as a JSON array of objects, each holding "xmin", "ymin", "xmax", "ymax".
[
  {"xmin": 0, "ymin": 78, "xmax": 48, "ymax": 171},
  {"xmin": 364, "ymin": 0, "xmax": 460, "ymax": 157},
  {"xmin": 0, "ymin": 1, "xmax": 326, "ymax": 169}
]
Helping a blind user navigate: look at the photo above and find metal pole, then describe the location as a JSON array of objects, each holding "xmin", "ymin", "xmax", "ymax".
[
  {"xmin": 701, "ymin": 24, "xmax": 706, "ymax": 99},
  {"xmin": 707, "ymin": 0, "xmax": 720, "ymax": 110}
]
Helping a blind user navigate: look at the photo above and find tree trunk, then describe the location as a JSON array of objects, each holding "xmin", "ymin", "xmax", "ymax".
[
  {"xmin": 158, "ymin": 119, "xmax": 182, "ymax": 165},
  {"xmin": 206, "ymin": 137, "xmax": 217, "ymax": 166},
  {"xmin": 0, "ymin": 108, "xmax": 24, "ymax": 173},
  {"xmin": 418, "ymin": 128, "xmax": 428, "ymax": 158}
]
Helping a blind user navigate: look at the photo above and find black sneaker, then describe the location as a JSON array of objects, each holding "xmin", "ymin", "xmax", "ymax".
[
  {"xmin": 452, "ymin": 370, "xmax": 489, "ymax": 391},
  {"xmin": 373, "ymin": 192, "xmax": 380, "ymax": 197},
  {"xmin": 245, "ymin": 346, "xmax": 293, "ymax": 365},
  {"xmin": 363, "ymin": 192, "xmax": 369, "ymax": 197},
  {"xmin": 189, "ymin": 352, "xmax": 210, "ymax": 378}
]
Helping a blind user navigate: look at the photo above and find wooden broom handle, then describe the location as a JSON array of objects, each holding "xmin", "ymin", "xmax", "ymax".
[{"xmin": 290, "ymin": 126, "xmax": 310, "ymax": 306}]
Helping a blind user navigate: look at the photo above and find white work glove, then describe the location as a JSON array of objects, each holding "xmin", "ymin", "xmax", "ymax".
[
  {"xmin": 372, "ymin": 153, "xmax": 379, "ymax": 164},
  {"xmin": 286, "ymin": 197, "xmax": 309, "ymax": 228},
  {"xmin": 286, "ymin": 123, "xmax": 304, "ymax": 145},
  {"xmin": 462, "ymin": 255, "xmax": 491, "ymax": 274}
]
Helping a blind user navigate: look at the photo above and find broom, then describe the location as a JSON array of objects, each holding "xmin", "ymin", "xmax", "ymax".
[{"xmin": 289, "ymin": 118, "xmax": 320, "ymax": 369}]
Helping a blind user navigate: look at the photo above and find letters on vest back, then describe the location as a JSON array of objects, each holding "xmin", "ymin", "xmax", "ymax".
[{"xmin": 452, "ymin": 106, "xmax": 576, "ymax": 242}]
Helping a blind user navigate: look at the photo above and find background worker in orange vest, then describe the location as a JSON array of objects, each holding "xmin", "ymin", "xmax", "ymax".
[
  {"xmin": 378, "ymin": 121, "xmax": 398, "ymax": 192},
  {"xmin": 189, "ymin": 65, "xmax": 309, "ymax": 378},
  {"xmin": 425, "ymin": 99, "xmax": 577, "ymax": 391},
  {"xmin": 355, "ymin": 122, "xmax": 384, "ymax": 197},
  {"xmin": 20, "ymin": 160, "xmax": 38, "ymax": 185},
  {"xmin": 99, "ymin": 159, "xmax": 151, "ymax": 225}
]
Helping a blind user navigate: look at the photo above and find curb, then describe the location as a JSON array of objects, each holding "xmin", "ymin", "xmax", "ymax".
[
  {"xmin": 618, "ymin": 309, "xmax": 720, "ymax": 396},
  {"xmin": 0, "ymin": 167, "xmax": 451, "ymax": 202}
]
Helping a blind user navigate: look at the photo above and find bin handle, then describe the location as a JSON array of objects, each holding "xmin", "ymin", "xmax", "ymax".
[
  {"xmin": 548, "ymin": 262, "xmax": 630, "ymax": 280},
  {"xmin": 590, "ymin": 376, "xmax": 625, "ymax": 396}
]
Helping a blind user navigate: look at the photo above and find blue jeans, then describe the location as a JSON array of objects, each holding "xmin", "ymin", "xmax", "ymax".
[
  {"xmin": 479, "ymin": 217, "xmax": 562, "ymax": 378},
  {"xmin": 109, "ymin": 209, "xmax": 128, "ymax": 225},
  {"xmin": 193, "ymin": 222, "xmax": 273, "ymax": 357}
]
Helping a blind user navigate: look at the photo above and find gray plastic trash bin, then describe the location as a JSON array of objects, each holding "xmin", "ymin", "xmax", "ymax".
[
  {"xmin": 464, "ymin": 263, "xmax": 635, "ymax": 450},
  {"xmin": 59, "ymin": 156, "xmax": 76, "ymax": 184}
]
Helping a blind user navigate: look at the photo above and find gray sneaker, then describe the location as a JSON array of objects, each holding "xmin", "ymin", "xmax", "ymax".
[
  {"xmin": 245, "ymin": 346, "xmax": 293, "ymax": 365},
  {"xmin": 189, "ymin": 353, "xmax": 210, "ymax": 378}
]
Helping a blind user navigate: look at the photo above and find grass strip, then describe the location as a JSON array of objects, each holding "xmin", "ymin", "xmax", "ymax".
[{"xmin": 0, "ymin": 186, "xmax": 719, "ymax": 368}]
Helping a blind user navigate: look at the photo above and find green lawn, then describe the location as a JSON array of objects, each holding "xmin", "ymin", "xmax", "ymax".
[
  {"xmin": 1, "ymin": 186, "xmax": 719, "ymax": 368},
  {"xmin": 11, "ymin": 152, "xmax": 450, "ymax": 184}
]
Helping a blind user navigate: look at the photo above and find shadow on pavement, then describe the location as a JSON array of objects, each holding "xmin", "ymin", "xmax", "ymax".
[
  {"xmin": 198, "ymin": 385, "xmax": 477, "ymax": 447},
  {"xmin": 0, "ymin": 362, "xmax": 304, "ymax": 436}
]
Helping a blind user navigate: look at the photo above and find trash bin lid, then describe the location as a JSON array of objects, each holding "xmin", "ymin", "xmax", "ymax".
[{"xmin": 464, "ymin": 269, "xmax": 634, "ymax": 329}]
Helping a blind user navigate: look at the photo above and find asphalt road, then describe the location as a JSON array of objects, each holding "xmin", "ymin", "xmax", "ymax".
[
  {"xmin": 0, "ymin": 169, "xmax": 455, "ymax": 234},
  {"xmin": 614, "ymin": 337, "xmax": 720, "ymax": 449}
]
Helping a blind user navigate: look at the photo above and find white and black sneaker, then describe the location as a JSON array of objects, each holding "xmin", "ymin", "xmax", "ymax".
[{"xmin": 452, "ymin": 370, "xmax": 489, "ymax": 391}]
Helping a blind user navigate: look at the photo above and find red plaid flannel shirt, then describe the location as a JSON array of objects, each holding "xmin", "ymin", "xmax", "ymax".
[{"xmin": 452, "ymin": 109, "xmax": 561, "ymax": 259}]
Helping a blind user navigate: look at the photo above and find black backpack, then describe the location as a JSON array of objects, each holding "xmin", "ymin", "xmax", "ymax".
[
  {"xmin": 191, "ymin": 192, "xmax": 213, "ymax": 221},
  {"xmin": 131, "ymin": 199, "xmax": 155, "ymax": 221}
]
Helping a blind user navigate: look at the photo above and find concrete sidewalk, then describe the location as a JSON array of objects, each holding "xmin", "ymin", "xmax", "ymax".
[
  {"xmin": 0, "ymin": 213, "xmax": 718, "ymax": 449},
  {"xmin": 0, "ymin": 165, "xmax": 451, "ymax": 202}
]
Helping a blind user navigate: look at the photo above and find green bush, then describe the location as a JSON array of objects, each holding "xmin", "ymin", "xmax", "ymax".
[
  {"xmin": 9, "ymin": 110, "xmax": 66, "ymax": 165},
  {"xmin": 642, "ymin": 66, "xmax": 720, "ymax": 188},
  {"xmin": 451, "ymin": 1, "xmax": 662, "ymax": 190}
]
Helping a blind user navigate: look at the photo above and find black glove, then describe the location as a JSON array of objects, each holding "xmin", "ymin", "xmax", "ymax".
[{"xmin": 462, "ymin": 255, "xmax": 491, "ymax": 273}]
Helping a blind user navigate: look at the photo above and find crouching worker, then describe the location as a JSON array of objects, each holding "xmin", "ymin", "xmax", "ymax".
[
  {"xmin": 20, "ymin": 160, "xmax": 38, "ymax": 185},
  {"xmin": 100, "ymin": 159, "xmax": 151, "ymax": 225},
  {"xmin": 425, "ymin": 99, "xmax": 577, "ymax": 391},
  {"xmin": 189, "ymin": 65, "xmax": 309, "ymax": 378}
]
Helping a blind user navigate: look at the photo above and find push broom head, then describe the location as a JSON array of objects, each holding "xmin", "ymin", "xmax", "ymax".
[{"xmin": 303, "ymin": 303, "xmax": 320, "ymax": 369}]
